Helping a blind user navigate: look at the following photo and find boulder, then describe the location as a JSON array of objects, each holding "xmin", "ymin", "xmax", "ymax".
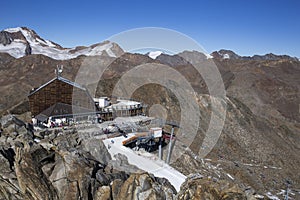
[
  {"xmin": 82, "ymin": 138, "xmax": 111, "ymax": 165},
  {"xmin": 114, "ymin": 173, "xmax": 176, "ymax": 200},
  {"xmin": 177, "ymin": 175, "xmax": 248, "ymax": 200},
  {"xmin": 95, "ymin": 185, "xmax": 111, "ymax": 200},
  {"xmin": 107, "ymin": 153, "xmax": 143, "ymax": 174},
  {"xmin": 95, "ymin": 171, "xmax": 128, "ymax": 186}
]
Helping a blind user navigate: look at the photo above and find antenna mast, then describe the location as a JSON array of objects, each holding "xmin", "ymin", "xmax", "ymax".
[{"xmin": 56, "ymin": 65, "xmax": 63, "ymax": 78}]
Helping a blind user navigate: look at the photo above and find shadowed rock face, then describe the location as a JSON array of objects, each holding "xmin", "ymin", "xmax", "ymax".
[
  {"xmin": 14, "ymin": 145, "xmax": 59, "ymax": 200},
  {"xmin": 0, "ymin": 31, "xmax": 13, "ymax": 46}
]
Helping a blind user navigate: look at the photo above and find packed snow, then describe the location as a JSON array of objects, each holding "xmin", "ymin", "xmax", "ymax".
[{"xmin": 103, "ymin": 133, "xmax": 186, "ymax": 192}]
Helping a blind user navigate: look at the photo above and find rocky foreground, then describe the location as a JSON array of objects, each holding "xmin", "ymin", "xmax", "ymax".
[{"xmin": 0, "ymin": 114, "xmax": 263, "ymax": 200}]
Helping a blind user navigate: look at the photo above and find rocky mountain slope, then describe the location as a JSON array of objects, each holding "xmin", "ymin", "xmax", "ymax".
[
  {"xmin": 95, "ymin": 52, "xmax": 300, "ymax": 197},
  {"xmin": 212, "ymin": 49, "xmax": 299, "ymax": 62},
  {"xmin": 0, "ymin": 27, "xmax": 299, "ymax": 199}
]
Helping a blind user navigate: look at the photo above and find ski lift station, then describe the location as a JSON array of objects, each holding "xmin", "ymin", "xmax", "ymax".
[{"xmin": 28, "ymin": 67, "xmax": 146, "ymax": 126}]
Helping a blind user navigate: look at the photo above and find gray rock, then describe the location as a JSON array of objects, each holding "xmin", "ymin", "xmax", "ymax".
[
  {"xmin": 115, "ymin": 173, "xmax": 175, "ymax": 200},
  {"xmin": 95, "ymin": 171, "xmax": 128, "ymax": 186},
  {"xmin": 14, "ymin": 145, "xmax": 59, "ymax": 200},
  {"xmin": 107, "ymin": 153, "xmax": 143, "ymax": 174},
  {"xmin": 82, "ymin": 138, "xmax": 111, "ymax": 165},
  {"xmin": 49, "ymin": 157, "xmax": 68, "ymax": 199},
  {"xmin": 17, "ymin": 126, "xmax": 27, "ymax": 135}
]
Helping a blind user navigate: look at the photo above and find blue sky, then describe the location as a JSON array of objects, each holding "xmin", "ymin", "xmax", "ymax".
[{"xmin": 1, "ymin": 0, "xmax": 300, "ymax": 57}]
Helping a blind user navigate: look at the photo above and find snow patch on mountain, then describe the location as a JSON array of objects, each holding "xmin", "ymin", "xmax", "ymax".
[
  {"xmin": 0, "ymin": 41, "xmax": 26, "ymax": 58},
  {"xmin": 148, "ymin": 51, "xmax": 163, "ymax": 59},
  {"xmin": 75, "ymin": 42, "xmax": 116, "ymax": 57},
  {"xmin": 4, "ymin": 27, "xmax": 23, "ymax": 33},
  {"xmin": 206, "ymin": 53, "xmax": 213, "ymax": 59},
  {"xmin": 223, "ymin": 53, "xmax": 230, "ymax": 59}
]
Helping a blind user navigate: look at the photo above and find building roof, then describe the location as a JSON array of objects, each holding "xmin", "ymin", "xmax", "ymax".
[
  {"xmin": 106, "ymin": 99, "xmax": 141, "ymax": 110},
  {"xmin": 28, "ymin": 75, "xmax": 87, "ymax": 96}
]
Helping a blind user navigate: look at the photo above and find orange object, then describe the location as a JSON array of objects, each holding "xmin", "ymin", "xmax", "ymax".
[{"xmin": 122, "ymin": 135, "xmax": 138, "ymax": 145}]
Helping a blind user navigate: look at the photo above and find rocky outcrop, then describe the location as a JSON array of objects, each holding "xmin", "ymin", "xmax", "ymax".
[
  {"xmin": 114, "ymin": 173, "xmax": 176, "ymax": 200},
  {"xmin": 25, "ymin": 43, "xmax": 32, "ymax": 55},
  {"xmin": 14, "ymin": 144, "xmax": 59, "ymax": 200},
  {"xmin": 177, "ymin": 175, "xmax": 255, "ymax": 200},
  {"xmin": 0, "ymin": 115, "xmax": 178, "ymax": 200}
]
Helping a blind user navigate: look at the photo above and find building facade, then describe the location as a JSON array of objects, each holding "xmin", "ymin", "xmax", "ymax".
[{"xmin": 28, "ymin": 76, "xmax": 95, "ymax": 120}]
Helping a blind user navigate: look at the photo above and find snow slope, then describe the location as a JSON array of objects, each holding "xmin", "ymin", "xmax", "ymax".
[
  {"xmin": 0, "ymin": 41, "xmax": 26, "ymax": 58},
  {"xmin": 103, "ymin": 133, "xmax": 186, "ymax": 192}
]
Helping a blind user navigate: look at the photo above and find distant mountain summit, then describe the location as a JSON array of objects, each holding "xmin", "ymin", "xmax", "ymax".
[
  {"xmin": 0, "ymin": 27, "xmax": 124, "ymax": 60},
  {"xmin": 211, "ymin": 49, "xmax": 299, "ymax": 61}
]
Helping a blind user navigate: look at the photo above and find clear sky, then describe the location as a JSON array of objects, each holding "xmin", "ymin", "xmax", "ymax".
[{"xmin": 1, "ymin": 0, "xmax": 299, "ymax": 57}]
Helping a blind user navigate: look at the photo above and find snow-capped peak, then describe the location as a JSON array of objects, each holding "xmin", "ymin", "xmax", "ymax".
[
  {"xmin": 4, "ymin": 27, "xmax": 23, "ymax": 33},
  {"xmin": 148, "ymin": 51, "xmax": 163, "ymax": 59},
  {"xmin": 4, "ymin": 27, "xmax": 60, "ymax": 48},
  {"xmin": 0, "ymin": 27, "xmax": 124, "ymax": 60}
]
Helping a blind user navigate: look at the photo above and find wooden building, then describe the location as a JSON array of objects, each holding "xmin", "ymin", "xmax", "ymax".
[{"xmin": 28, "ymin": 75, "xmax": 96, "ymax": 121}]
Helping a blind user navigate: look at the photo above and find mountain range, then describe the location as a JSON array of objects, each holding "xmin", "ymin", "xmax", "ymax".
[
  {"xmin": 0, "ymin": 27, "xmax": 123, "ymax": 60},
  {"xmin": 0, "ymin": 27, "xmax": 299, "ymax": 199},
  {"xmin": 0, "ymin": 27, "xmax": 298, "ymax": 62}
]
